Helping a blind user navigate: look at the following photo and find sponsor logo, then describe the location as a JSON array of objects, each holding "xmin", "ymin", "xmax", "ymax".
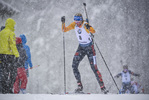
[{"xmin": 77, "ymin": 29, "xmax": 82, "ymax": 34}]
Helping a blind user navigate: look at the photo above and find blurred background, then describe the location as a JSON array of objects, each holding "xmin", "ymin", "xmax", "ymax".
[{"xmin": 0, "ymin": 0, "xmax": 149, "ymax": 94}]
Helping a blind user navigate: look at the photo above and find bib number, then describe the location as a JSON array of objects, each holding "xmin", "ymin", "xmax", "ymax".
[
  {"xmin": 79, "ymin": 36, "xmax": 82, "ymax": 40},
  {"xmin": 124, "ymin": 74, "xmax": 127, "ymax": 80}
]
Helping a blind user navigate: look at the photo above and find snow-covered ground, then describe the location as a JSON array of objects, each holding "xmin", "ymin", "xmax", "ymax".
[{"xmin": 0, "ymin": 94, "xmax": 149, "ymax": 100}]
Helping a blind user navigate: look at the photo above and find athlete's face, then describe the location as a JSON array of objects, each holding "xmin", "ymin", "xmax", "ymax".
[
  {"xmin": 75, "ymin": 21, "xmax": 82, "ymax": 27},
  {"xmin": 123, "ymin": 69, "xmax": 128, "ymax": 72}
]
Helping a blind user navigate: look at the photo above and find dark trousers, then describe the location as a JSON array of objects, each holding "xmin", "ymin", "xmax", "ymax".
[
  {"xmin": 0, "ymin": 63, "xmax": 2, "ymax": 93},
  {"xmin": 72, "ymin": 43, "xmax": 105, "ymax": 88},
  {"xmin": 0, "ymin": 54, "xmax": 17, "ymax": 94},
  {"xmin": 122, "ymin": 82, "xmax": 131, "ymax": 94}
]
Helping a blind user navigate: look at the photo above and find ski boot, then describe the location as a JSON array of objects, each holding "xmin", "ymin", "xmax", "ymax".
[
  {"xmin": 75, "ymin": 82, "xmax": 83, "ymax": 93},
  {"xmin": 101, "ymin": 87, "xmax": 109, "ymax": 94}
]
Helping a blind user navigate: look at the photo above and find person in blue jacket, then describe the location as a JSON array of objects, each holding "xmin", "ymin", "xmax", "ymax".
[{"xmin": 20, "ymin": 34, "xmax": 33, "ymax": 77}]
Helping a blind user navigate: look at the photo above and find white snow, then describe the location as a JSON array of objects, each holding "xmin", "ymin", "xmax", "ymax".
[
  {"xmin": 0, "ymin": 94, "xmax": 149, "ymax": 100},
  {"xmin": 37, "ymin": 18, "xmax": 44, "ymax": 32}
]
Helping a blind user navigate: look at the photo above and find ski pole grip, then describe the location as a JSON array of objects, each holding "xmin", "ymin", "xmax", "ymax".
[{"xmin": 83, "ymin": 3, "xmax": 86, "ymax": 6}]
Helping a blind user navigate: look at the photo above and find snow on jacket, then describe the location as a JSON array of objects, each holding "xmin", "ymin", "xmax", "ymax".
[
  {"xmin": 19, "ymin": 34, "xmax": 33, "ymax": 69},
  {"xmin": 0, "ymin": 18, "xmax": 19, "ymax": 57}
]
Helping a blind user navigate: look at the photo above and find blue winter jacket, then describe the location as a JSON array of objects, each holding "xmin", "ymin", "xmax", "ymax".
[{"xmin": 20, "ymin": 34, "xmax": 33, "ymax": 69}]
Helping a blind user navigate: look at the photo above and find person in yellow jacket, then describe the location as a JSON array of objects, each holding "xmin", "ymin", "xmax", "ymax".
[
  {"xmin": 0, "ymin": 26, "xmax": 5, "ymax": 93},
  {"xmin": 0, "ymin": 18, "xmax": 19, "ymax": 94},
  {"xmin": 61, "ymin": 13, "xmax": 108, "ymax": 94}
]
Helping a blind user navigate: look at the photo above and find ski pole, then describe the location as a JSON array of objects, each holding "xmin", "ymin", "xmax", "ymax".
[
  {"xmin": 83, "ymin": 3, "xmax": 120, "ymax": 92},
  {"xmin": 95, "ymin": 43, "xmax": 120, "ymax": 91},
  {"xmin": 62, "ymin": 20, "xmax": 66, "ymax": 94},
  {"xmin": 83, "ymin": 3, "xmax": 94, "ymax": 43},
  {"xmin": 83, "ymin": 3, "xmax": 89, "ymax": 23},
  {"xmin": 120, "ymin": 60, "xmax": 124, "ymax": 66}
]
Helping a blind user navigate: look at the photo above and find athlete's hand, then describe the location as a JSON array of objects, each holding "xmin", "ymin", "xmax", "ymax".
[
  {"xmin": 85, "ymin": 23, "xmax": 90, "ymax": 29},
  {"xmin": 61, "ymin": 16, "xmax": 65, "ymax": 24},
  {"xmin": 114, "ymin": 75, "xmax": 119, "ymax": 78}
]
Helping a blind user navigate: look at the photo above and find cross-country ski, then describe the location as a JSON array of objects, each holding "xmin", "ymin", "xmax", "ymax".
[{"xmin": 0, "ymin": 0, "xmax": 149, "ymax": 100}]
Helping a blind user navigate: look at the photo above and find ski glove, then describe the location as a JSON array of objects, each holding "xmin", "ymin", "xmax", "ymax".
[
  {"xmin": 85, "ymin": 23, "xmax": 91, "ymax": 29},
  {"xmin": 114, "ymin": 75, "xmax": 119, "ymax": 78},
  {"xmin": 61, "ymin": 16, "xmax": 65, "ymax": 24}
]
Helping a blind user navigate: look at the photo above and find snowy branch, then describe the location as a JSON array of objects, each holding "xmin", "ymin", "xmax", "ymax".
[{"xmin": 0, "ymin": 0, "xmax": 20, "ymax": 18}]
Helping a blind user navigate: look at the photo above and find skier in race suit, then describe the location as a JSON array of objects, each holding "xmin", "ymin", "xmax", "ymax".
[
  {"xmin": 130, "ymin": 78, "xmax": 144, "ymax": 94},
  {"xmin": 61, "ymin": 13, "xmax": 108, "ymax": 93},
  {"xmin": 115, "ymin": 65, "xmax": 140, "ymax": 94}
]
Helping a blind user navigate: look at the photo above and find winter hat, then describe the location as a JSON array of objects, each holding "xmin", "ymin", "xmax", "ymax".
[
  {"xmin": 16, "ymin": 37, "xmax": 22, "ymax": 44},
  {"xmin": 123, "ymin": 65, "xmax": 128, "ymax": 69}
]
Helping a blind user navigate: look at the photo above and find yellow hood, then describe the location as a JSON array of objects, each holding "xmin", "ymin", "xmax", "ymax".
[{"xmin": 5, "ymin": 18, "xmax": 16, "ymax": 31}]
